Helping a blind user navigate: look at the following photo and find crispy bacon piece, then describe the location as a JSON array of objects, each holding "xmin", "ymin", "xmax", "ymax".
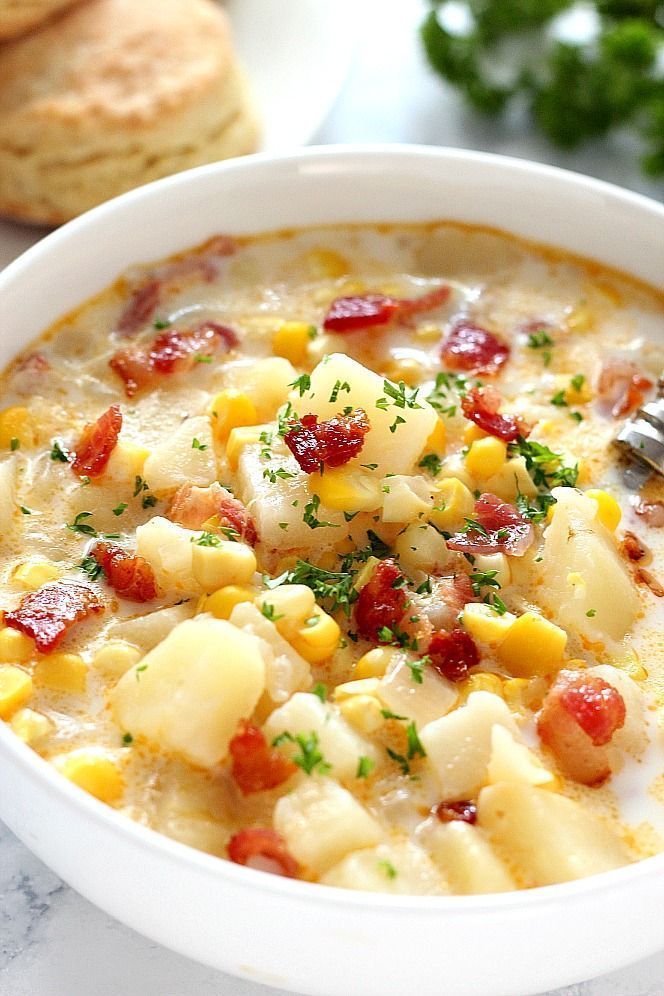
[
  {"xmin": 634, "ymin": 567, "xmax": 664, "ymax": 597},
  {"xmin": 229, "ymin": 722, "xmax": 297, "ymax": 794},
  {"xmin": 322, "ymin": 286, "xmax": 450, "ymax": 333},
  {"xmin": 635, "ymin": 499, "xmax": 664, "ymax": 528},
  {"xmin": 620, "ymin": 530, "xmax": 649, "ymax": 563},
  {"xmin": 446, "ymin": 493, "xmax": 534, "ymax": 557},
  {"xmin": 284, "ymin": 409, "xmax": 370, "ymax": 474},
  {"xmin": 441, "ymin": 319, "xmax": 510, "ymax": 375},
  {"xmin": 537, "ymin": 670, "xmax": 626, "ymax": 785},
  {"xmin": 5, "ymin": 581, "xmax": 103, "ymax": 653},
  {"xmin": 435, "ymin": 800, "xmax": 477, "ymax": 824},
  {"xmin": 355, "ymin": 558, "xmax": 408, "ymax": 642},
  {"xmin": 71, "ymin": 404, "xmax": 122, "ymax": 479},
  {"xmin": 168, "ymin": 482, "xmax": 258, "ymax": 545},
  {"xmin": 420, "ymin": 574, "xmax": 479, "ymax": 633},
  {"xmin": 117, "ymin": 279, "xmax": 161, "ymax": 336},
  {"xmin": 92, "ymin": 542, "xmax": 158, "ymax": 602},
  {"xmin": 227, "ymin": 828, "xmax": 298, "ymax": 878},
  {"xmin": 461, "ymin": 385, "xmax": 531, "ymax": 442},
  {"xmin": 428, "ymin": 629, "xmax": 479, "ymax": 683},
  {"xmin": 110, "ymin": 321, "xmax": 239, "ymax": 396},
  {"xmin": 597, "ymin": 358, "xmax": 653, "ymax": 417}
]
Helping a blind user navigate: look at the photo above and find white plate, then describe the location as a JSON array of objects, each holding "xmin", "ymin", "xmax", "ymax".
[{"xmin": 0, "ymin": 0, "xmax": 357, "ymax": 269}]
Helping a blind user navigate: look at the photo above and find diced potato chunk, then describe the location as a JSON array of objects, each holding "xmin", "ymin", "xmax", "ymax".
[
  {"xmin": 487, "ymin": 725, "xmax": 557, "ymax": 789},
  {"xmin": 393, "ymin": 523, "xmax": 449, "ymax": 575},
  {"xmin": 0, "ymin": 459, "xmax": 17, "ymax": 536},
  {"xmin": 263, "ymin": 692, "xmax": 378, "ymax": 781},
  {"xmin": 108, "ymin": 601, "xmax": 196, "ymax": 652},
  {"xmin": 478, "ymin": 783, "xmax": 630, "ymax": 886},
  {"xmin": 136, "ymin": 517, "xmax": 200, "ymax": 594},
  {"xmin": 142, "ymin": 416, "xmax": 216, "ymax": 495},
  {"xmin": 419, "ymin": 691, "xmax": 518, "ymax": 800},
  {"xmin": 273, "ymin": 777, "xmax": 383, "ymax": 874},
  {"xmin": 461, "ymin": 603, "xmax": 516, "ymax": 648},
  {"xmin": 381, "ymin": 475, "xmax": 432, "ymax": 523},
  {"xmin": 111, "ymin": 617, "xmax": 266, "ymax": 769},
  {"xmin": 301, "ymin": 354, "xmax": 438, "ymax": 475},
  {"xmin": 321, "ymin": 840, "xmax": 447, "ymax": 894},
  {"xmin": 428, "ymin": 821, "xmax": 516, "ymax": 894},
  {"xmin": 223, "ymin": 357, "xmax": 297, "ymax": 421},
  {"xmin": 482, "ymin": 456, "xmax": 538, "ymax": 501},
  {"xmin": 230, "ymin": 601, "xmax": 310, "ymax": 703},
  {"xmin": 377, "ymin": 656, "xmax": 458, "ymax": 728}
]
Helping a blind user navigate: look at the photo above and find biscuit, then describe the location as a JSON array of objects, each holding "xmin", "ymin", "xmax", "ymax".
[
  {"xmin": 0, "ymin": 0, "xmax": 260, "ymax": 224},
  {"xmin": 0, "ymin": 0, "xmax": 82, "ymax": 41}
]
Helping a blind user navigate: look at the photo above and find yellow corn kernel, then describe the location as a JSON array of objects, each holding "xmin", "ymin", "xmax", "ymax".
[
  {"xmin": 316, "ymin": 468, "xmax": 382, "ymax": 513},
  {"xmin": 414, "ymin": 322, "xmax": 442, "ymax": 342},
  {"xmin": 463, "ymin": 422, "xmax": 489, "ymax": 444},
  {"xmin": 210, "ymin": 390, "xmax": 259, "ymax": 443},
  {"xmin": 0, "ymin": 665, "xmax": 32, "ymax": 718},
  {"xmin": 585, "ymin": 489, "xmax": 621, "ymax": 532},
  {"xmin": 564, "ymin": 376, "xmax": 593, "ymax": 405},
  {"xmin": 384, "ymin": 357, "xmax": 423, "ymax": 387},
  {"xmin": 429, "ymin": 477, "xmax": 475, "ymax": 531},
  {"xmin": 338, "ymin": 694, "xmax": 384, "ymax": 735},
  {"xmin": 0, "ymin": 627, "xmax": 34, "ymax": 663},
  {"xmin": 497, "ymin": 611, "xmax": 567, "ymax": 677},
  {"xmin": 424, "ymin": 418, "xmax": 447, "ymax": 453},
  {"xmin": 566, "ymin": 304, "xmax": 595, "ymax": 333},
  {"xmin": 55, "ymin": 750, "xmax": 124, "ymax": 803},
  {"xmin": 272, "ymin": 322, "xmax": 314, "ymax": 366},
  {"xmin": 461, "ymin": 603, "xmax": 516, "ymax": 647},
  {"xmin": 191, "ymin": 541, "xmax": 257, "ymax": 592},
  {"xmin": 612, "ymin": 648, "xmax": 648, "ymax": 682},
  {"xmin": 353, "ymin": 556, "xmax": 381, "ymax": 593},
  {"xmin": 465, "ymin": 436, "xmax": 507, "ymax": 479},
  {"xmin": 335, "ymin": 677, "xmax": 382, "ymax": 700},
  {"xmin": 458, "ymin": 671, "xmax": 504, "ymax": 703},
  {"xmin": 289, "ymin": 609, "xmax": 341, "ymax": 664},
  {"xmin": 0, "ymin": 406, "xmax": 36, "ymax": 449},
  {"xmin": 305, "ymin": 248, "xmax": 349, "ymax": 279},
  {"xmin": 92, "ymin": 641, "xmax": 142, "ymax": 678},
  {"xmin": 502, "ymin": 677, "xmax": 531, "ymax": 710},
  {"xmin": 204, "ymin": 584, "xmax": 255, "ymax": 620},
  {"xmin": 225, "ymin": 423, "xmax": 272, "ymax": 470},
  {"xmin": 10, "ymin": 707, "xmax": 52, "ymax": 743},
  {"xmin": 355, "ymin": 646, "xmax": 396, "ymax": 679},
  {"xmin": 257, "ymin": 584, "xmax": 316, "ymax": 626},
  {"xmin": 13, "ymin": 560, "xmax": 60, "ymax": 591},
  {"xmin": 34, "ymin": 653, "xmax": 87, "ymax": 693}
]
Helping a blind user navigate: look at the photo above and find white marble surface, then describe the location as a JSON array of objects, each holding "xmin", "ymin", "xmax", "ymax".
[{"xmin": 1, "ymin": 2, "xmax": 663, "ymax": 994}]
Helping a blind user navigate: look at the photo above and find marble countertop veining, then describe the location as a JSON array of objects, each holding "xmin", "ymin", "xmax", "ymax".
[{"xmin": 1, "ymin": 1, "xmax": 662, "ymax": 994}]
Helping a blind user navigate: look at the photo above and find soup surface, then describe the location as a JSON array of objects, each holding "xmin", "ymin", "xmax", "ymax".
[{"xmin": 1, "ymin": 223, "xmax": 663, "ymax": 894}]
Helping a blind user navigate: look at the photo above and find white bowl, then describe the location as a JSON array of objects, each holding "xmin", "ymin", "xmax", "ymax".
[{"xmin": 0, "ymin": 147, "xmax": 663, "ymax": 996}]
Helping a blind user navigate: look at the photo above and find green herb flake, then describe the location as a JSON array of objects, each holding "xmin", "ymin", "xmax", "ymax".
[
  {"xmin": 112, "ymin": 502, "xmax": 128, "ymax": 517},
  {"xmin": 67, "ymin": 511, "xmax": 98, "ymax": 537},
  {"xmin": 50, "ymin": 440, "xmax": 70, "ymax": 463},
  {"xmin": 356, "ymin": 755, "xmax": 375, "ymax": 779}
]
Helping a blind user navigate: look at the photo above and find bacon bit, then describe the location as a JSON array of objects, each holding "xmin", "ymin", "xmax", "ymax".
[
  {"xmin": 91, "ymin": 542, "xmax": 158, "ymax": 602},
  {"xmin": 322, "ymin": 286, "xmax": 450, "ymax": 333},
  {"xmin": 110, "ymin": 321, "xmax": 239, "ymax": 397},
  {"xmin": 620, "ymin": 530, "xmax": 649, "ymax": 563},
  {"xmin": 597, "ymin": 357, "xmax": 653, "ymax": 417},
  {"xmin": 435, "ymin": 800, "xmax": 477, "ymax": 824},
  {"xmin": 117, "ymin": 279, "xmax": 161, "ymax": 336},
  {"xmin": 229, "ymin": 721, "xmax": 297, "ymax": 794},
  {"xmin": 12, "ymin": 353, "xmax": 51, "ymax": 396},
  {"xmin": 422, "ymin": 575, "xmax": 479, "ymax": 633},
  {"xmin": 71, "ymin": 404, "xmax": 122, "ymax": 479},
  {"xmin": 428, "ymin": 629, "xmax": 479, "ymax": 683},
  {"xmin": 461, "ymin": 385, "xmax": 531, "ymax": 442},
  {"xmin": 537, "ymin": 670, "xmax": 625, "ymax": 785},
  {"xmin": 284, "ymin": 409, "xmax": 370, "ymax": 474},
  {"xmin": 634, "ymin": 567, "xmax": 664, "ymax": 597},
  {"xmin": 5, "ymin": 581, "xmax": 103, "ymax": 653},
  {"xmin": 168, "ymin": 482, "xmax": 258, "ymax": 545},
  {"xmin": 446, "ymin": 493, "xmax": 534, "ymax": 557},
  {"xmin": 227, "ymin": 828, "xmax": 298, "ymax": 878},
  {"xmin": 440, "ymin": 319, "xmax": 510, "ymax": 375},
  {"xmin": 635, "ymin": 499, "xmax": 664, "ymax": 528},
  {"xmin": 355, "ymin": 558, "xmax": 408, "ymax": 642}
]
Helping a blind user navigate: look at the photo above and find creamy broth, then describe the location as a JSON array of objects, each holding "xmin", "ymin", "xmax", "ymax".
[{"xmin": 1, "ymin": 223, "xmax": 663, "ymax": 894}]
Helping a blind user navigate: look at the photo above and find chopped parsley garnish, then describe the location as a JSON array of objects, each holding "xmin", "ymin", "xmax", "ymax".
[
  {"xmin": 426, "ymin": 370, "xmax": 468, "ymax": 415},
  {"xmin": 377, "ymin": 379, "xmax": 423, "ymax": 414},
  {"xmin": 133, "ymin": 475, "xmax": 148, "ymax": 497},
  {"xmin": 406, "ymin": 657, "xmax": 426, "ymax": 684},
  {"xmin": 462, "ymin": 517, "xmax": 489, "ymax": 537},
  {"xmin": 122, "ymin": 732, "xmax": 133, "ymax": 745},
  {"xmin": 192, "ymin": 437, "xmax": 208, "ymax": 451},
  {"xmin": 10, "ymin": 437, "xmax": 20, "ymax": 451},
  {"xmin": 586, "ymin": 608, "xmax": 597, "ymax": 618},
  {"xmin": 261, "ymin": 602, "xmax": 284, "ymax": 622},
  {"xmin": 381, "ymin": 708, "xmax": 408, "ymax": 721},
  {"xmin": 312, "ymin": 682, "xmax": 328, "ymax": 702},
  {"xmin": 263, "ymin": 467, "xmax": 295, "ymax": 484},
  {"xmin": 303, "ymin": 494, "xmax": 339, "ymax": 530},
  {"xmin": 526, "ymin": 329, "xmax": 553, "ymax": 365},
  {"xmin": 406, "ymin": 721, "xmax": 426, "ymax": 760},
  {"xmin": 289, "ymin": 373, "xmax": 312, "ymax": 397},
  {"xmin": 378, "ymin": 860, "xmax": 398, "ymax": 880},
  {"xmin": 470, "ymin": 569, "xmax": 501, "ymax": 596},
  {"xmin": 135, "ymin": 664, "xmax": 148, "ymax": 681},
  {"xmin": 509, "ymin": 438, "xmax": 578, "ymax": 490},
  {"xmin": 193, "ymin": 531, "xmax": 222, "ymax": 547},
  {"xmin": 67, "ymin": 511, "xmax": 97, "ymax": 537},
  {"xmin": 418, "ymin": 453, "xmax": 442, "ymax": 476},
  {"xmin": 360, "ymin": 463, "xmax": 378, "ymax": 471},
  {"xmin": 19, "ymin": 505, "xmax": 31, "ymax": 515},
  {"xmin": 267, "ymin": 560, "xmax": 358, "ymax": 616},
  {"xmin": 550, "ymin": 390, "xmax": 568, "ymax": 407},
  {"xmin": 570, "ymin": 373, "xmax": 586, "ymax": 393},
  {"xmin": 515, "ymin": 491, "xmax": 557, "ymax": 524},
  {"xmin": 386, "ymin": 747, "xmax": 410, "ymax": 775},
  {"xmin": 142, "ymin": 494, "xmax": 158, "ymax": 509},
  {"xmin": 357, "ymin": 755, "xmax": 375, "ymax": 779},
  {"xmin": 193, "ymin": 354, "xmax": 213, "ymax": 364},
  {"xmin": 569, "ymin": 411, "xmax": 584, "ymax": 424},
  {"xmin": 79, "ymin": 554, "xmax": 105, "ymax": 581},
  {"xmin": 329, "ymin": 380, "xmax": 351, "ymax": 403},
  {"xmin": 112, "ymin": 502, "xmax": 128, "ymax": 517},
  {"xmin": 153, "ymin": 319, "xmax": 170, "ymax": 330},
  {"xmin": 272, "ymin": 730, "xmax": 331, "ymax": 776},
  {"xmin": 50, "ymin": 440, "xmax": 70, "ymax": 463}
]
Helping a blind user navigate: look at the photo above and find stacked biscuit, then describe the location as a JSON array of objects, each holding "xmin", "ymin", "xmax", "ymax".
[{"xmin": 0, "ymin": 0, "xmax": 260, "ymax": 224}]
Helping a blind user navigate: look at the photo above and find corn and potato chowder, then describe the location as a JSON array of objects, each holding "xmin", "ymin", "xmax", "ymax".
[{"xmin": 1, "ymin": 223, "xmax": 663, "ymax": 895}]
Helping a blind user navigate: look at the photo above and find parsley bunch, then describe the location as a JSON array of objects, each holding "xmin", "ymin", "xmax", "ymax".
[{"xmin": 421, "ymin": 1, "xmax": 664, "ymax": 175}]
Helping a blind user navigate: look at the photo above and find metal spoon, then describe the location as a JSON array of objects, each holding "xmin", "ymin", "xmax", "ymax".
[{"xmin": 614, "ymin": 377, "xmax": 664, "ymax": 488}]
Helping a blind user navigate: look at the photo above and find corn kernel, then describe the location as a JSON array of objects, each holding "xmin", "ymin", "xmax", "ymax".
[
  {"xmin": 204, "ymin": 585, "xmax": 255, "ymax": 620},
  {"xmin": 497, "ymin": 611, "xmax": 567, "ymax": 677},
  {"xmin": 191, "ymin": 541, "xmax": 257, "ymax": 592},
  {"xmin": 289, "ymin": 609, "xmax": 341, "ymax": 664},
  {"xmin": 55, "ymin": 750, "xmax": 124, "ymax": 803},
  {"xmin": 612, "ymin": 648, "xmax": 648, "ymax": 681},
  {"xmin": 0, "ymin": 665, "xmax": 32, "ymax": 718},
  {"xmin": 461, "ymin": 603, "xmax": 516, "ymax": 647},
  {"xmin": 414, "ymin": 322, "xmax": 442, "ymax": 342},
  {"xmin": 465, "ymin": 436, "xmax": 507, "ymax": 479},
  {"xmin": 257, "ymin": 584, "xmax": 316, "ymax": 625},
  {"xmin": 13, "ymin": 560, "xmax": 60, "ymax": 591},
  {"xmin": 225, "ymin": 423, "xmax": 273, "ymax": 470},
  {"xmin": 429, "ymin": 477, "xmax": 475, "ymax": 531},
  {"xmin": 10, "ymin": 707, "xmax": 52, "ymax": 743},
  {"xmin": 353, "ymin": 556, "xmax": 380, "ymax": 592},
  {"xmin": 393, "ymin": 523, "xmax": 448, "ymax": 574},
  {"xmin": 0, "ymin": 627, "xmax": 34, "ymax": 663},
  {"xmin": 585, "ymin": 489, "xmax": 621, "ymax": 532},
  {"xmin": 425, "ymin": 418, "xmax": 447, "ymax": 454},
  {"xmin": 458, "ymin": 671, "xmax": 504, "ymax": 703},
  {"xmin": 335, "ymin": 677, "xmax": 382, "ymax": 700},
  {"xmin": 384, "ymin": 357, "xmax": 423, "ymax": 387},
  {"xmin": 316, "ymin": 468, "xmax": 382, "ymax": 513},
  {"xmin": 272, "ymin": 322, "xmax": 314, "ymax": 366},
  {"xmin": 338, "ymin": 694, "xmax": 384, "ymax": 734},
  {"xmin": 93, "ymin": 641, "xmax": 142, "ymax": 678},
  {"xmin": 305, "ymin": 248, "xmax": 349, "ymax": 279},
  {"xmin": 355, "ymin": 646, "xmax": 396, "ymax": 679},
  {"xmin": 210, "ymin": 390, "xmax": 259, "ymax": 443},
  {"xmin": 463, "ymin": 422, "xmax": 489, "ymax": 444},
  {"xmin": 0, "ymin": 406, "xmax": 36, "ymax": 449},
  {"xmin": 564, "ymin": 376, "xmax": 593, "ymax": 405},
  {"xmin": 34, "ymin": 653, "xmax": 87, "ymax": 693},
  {"xmin": 105, "ymin": 440, "xmax": 150, "ymax": 482},
  {"xmin": 566, "ymin": 304, "xmax": 595, "ymax": 333},
  {"xmin": 502, "ymin": 677, "xmax": 531, "ymax": 710}
]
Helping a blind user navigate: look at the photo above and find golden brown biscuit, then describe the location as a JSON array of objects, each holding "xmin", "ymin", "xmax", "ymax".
[
  {"xmin": 0, "ymin": 0, "xmax": 260, "ymax": 224},
  {"xmin": 0, "ymin": 0, "xmax": 83, "ymax": 41}
]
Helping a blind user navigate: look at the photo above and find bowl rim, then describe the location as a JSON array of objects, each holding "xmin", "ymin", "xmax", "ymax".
[{"xmin": 1, "ymin": 142, "xmax": 663, "ymax": 913}]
